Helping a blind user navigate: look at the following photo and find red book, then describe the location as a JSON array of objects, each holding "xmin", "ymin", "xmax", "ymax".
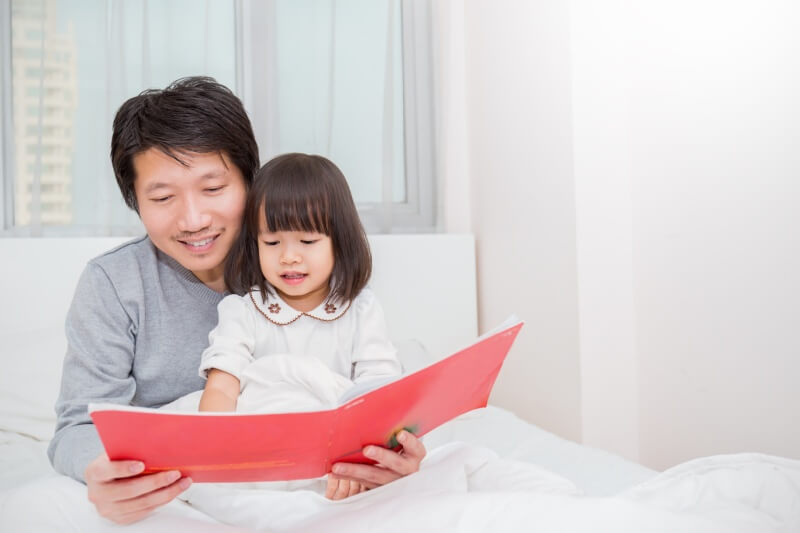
[{"xmin": 89, "ymin": 317, "xmax": 523, "ymax": 483}]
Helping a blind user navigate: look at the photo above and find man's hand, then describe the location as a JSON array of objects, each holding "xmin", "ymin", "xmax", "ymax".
[
  {"xmin": 327, "ymin": 430, "xmax": 426, "ymax": 493},
  {"xmin": 85, "ymin": 453, "xmax": 192, "ymax": 525}
]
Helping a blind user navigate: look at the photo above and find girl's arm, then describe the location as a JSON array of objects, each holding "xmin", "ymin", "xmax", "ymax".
[
  {"xmin": 197, "ymin": 294, "xmax": 257, "ymax": 411},
  {"xmin": 351, "ymin": 289, "xmax": 402, "ymax": 382},
  {"xmin": 199, "ymin": 369, "xmax": 241, "ymax": 411}
]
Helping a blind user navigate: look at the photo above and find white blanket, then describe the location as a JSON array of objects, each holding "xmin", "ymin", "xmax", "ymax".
[
  {"xmin": 177, "ymin": 442, "xmax": 800, "ymax": 532},
  {"xmin": 4, "ymin": 354, "xmax": 798, "ymax": 532},
  {"xmin": 158, "ymin": 353, "xmax": 800, "ymax": 532}
]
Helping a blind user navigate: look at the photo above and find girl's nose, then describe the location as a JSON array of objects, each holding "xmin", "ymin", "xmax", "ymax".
[{"xmin": 280, "ymin": 246, "xmax": 301, "ymax": 265}]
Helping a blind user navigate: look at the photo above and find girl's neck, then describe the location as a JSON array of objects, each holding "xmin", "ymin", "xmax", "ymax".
[{"xmin": 276, "ymin": 283, "xmax": 331, "ymax": 313}]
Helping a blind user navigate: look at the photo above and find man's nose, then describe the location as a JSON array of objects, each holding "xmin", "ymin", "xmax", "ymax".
[{"xmin": 177, "ymin": 197, "xmax": 212, "ymax": 233}]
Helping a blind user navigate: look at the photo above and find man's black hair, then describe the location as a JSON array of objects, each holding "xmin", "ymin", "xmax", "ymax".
[{"xmin": 110, "ymin": 76, "xmax": 259, "ymax": 211}]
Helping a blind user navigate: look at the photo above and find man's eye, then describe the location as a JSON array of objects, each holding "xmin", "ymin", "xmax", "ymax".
[
  {"xmin": 151, "ymin": 196, "xmax": 172, "ymax": 203},
  {"xmin": 206, "ymin": 186, "xmax": 225, "ymax": 193}
]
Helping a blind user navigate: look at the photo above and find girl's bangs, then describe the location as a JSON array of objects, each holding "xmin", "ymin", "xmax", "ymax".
[{"xmin": 259, "ymin": 191, "xmax": 331, "ymax": 235}]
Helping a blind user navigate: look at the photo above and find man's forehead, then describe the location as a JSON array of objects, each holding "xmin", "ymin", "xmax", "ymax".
[{"xmin": 133, "ymin": 148, "xmax": 231, "ymax": 189}]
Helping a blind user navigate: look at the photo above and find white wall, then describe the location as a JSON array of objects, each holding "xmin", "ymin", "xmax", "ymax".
[
  {"xmin": 624, "ymin": 1, "xmax": 800, "ymax": 469},
  {"xmin": 456, "ymin": 0, "xmax": 583, "ymax": 444},
  {"xmin": 442, "ymin": 0, "xmax": 800, "ymax": 469}
]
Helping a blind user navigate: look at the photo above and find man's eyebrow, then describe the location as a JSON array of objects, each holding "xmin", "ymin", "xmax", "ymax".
[
  {"xmin": 143, "ymin": 170, "xmax": 226, "ymax": 194},
  {"xmin": 200, "ymin": 170, "xmax": 227, "ymax": 180},
  {"xmin": 143, "ymin": 182, "xmax": 170, "ymax": 194}
]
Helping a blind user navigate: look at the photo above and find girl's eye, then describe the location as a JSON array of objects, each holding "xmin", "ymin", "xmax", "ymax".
[
  {"xmin": 263, "ymin": 241, "xmax": 279, "ymax": 246},
  {"xmin": 206, "ymin": 186, "xmax": 225, "ymax": 193},
  {"xmin": 300, "ymin": 240, "xmax": 318, "ymax": 245}
]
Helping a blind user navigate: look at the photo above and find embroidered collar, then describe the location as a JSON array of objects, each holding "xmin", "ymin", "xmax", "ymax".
[{"xmin": 249, "ymin": 288, "xmax": 351, "ymax": 326}]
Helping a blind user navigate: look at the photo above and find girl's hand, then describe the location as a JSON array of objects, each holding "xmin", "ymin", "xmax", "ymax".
[
  {"xmin": 328, "ymin": 430, "xmax": 426, "ymax": 491},
  {"xmin": 325, "ymin": 475, "xmax": 367, "ymax": 500}
]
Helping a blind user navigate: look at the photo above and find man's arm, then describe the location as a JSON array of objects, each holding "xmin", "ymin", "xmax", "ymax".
[
  {"xmin": 48, "ymin": 262, "xmax": 138, "ymax": 479},
  {"xmin": 47, "ymin": 262, "xmax": 190, "ymax": 524}
]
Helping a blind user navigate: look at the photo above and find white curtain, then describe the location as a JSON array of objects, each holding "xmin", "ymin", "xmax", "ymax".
[
  {"xmin": 8, "ymin": 0, "xmax": 236, "ymax": 235},
  {"xmin": 6, "ymin": 0, "xmax": 432, "ymax": 235},
  {"xmin": 239, "ymin": 0, "xmax": 408, "ymax": 233}
]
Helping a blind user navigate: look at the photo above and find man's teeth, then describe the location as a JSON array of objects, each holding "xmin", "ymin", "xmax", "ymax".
[{"xmin": 186, "ymin": 237, "xmax": 214, "ymax": 247}]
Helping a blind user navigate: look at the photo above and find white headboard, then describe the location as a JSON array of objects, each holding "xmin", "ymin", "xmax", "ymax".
[
  {"xmin": 0, "ymin": 234, "xmax": 476, "ymax": 440},
  {"xmin": 0, "ymin": 234, "xmax": 477, "ymax": 359}
]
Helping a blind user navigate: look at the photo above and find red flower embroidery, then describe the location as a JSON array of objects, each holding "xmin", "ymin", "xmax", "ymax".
[
  {"xmin": 324, "ymin": 303, "xmax": 337, "ymax": 314},
  {"xmin": 268, "ymin": 303, "xmax": 281, "ymax": 314}
]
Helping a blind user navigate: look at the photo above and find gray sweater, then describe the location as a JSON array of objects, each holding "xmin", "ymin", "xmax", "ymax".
[{"xmin": 47, "ymin": 236, "xmax": 226, "ymax": 482}]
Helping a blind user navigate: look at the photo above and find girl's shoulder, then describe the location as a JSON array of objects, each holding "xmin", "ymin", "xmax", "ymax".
[
  {"xmin": 217, "ymin": 291, "xmax": 256, "ymax": 316},
  {"xmin": 349, "ymin": 285, "xmax": 384, "ymax": 316}
]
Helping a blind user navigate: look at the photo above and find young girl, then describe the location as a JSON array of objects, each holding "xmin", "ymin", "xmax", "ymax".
[{"xmin": 197, "ymin": 152, "xmax": 402, "ymax": 498}]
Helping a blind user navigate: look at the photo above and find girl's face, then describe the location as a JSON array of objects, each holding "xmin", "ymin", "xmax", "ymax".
[{"xmin": 257, "ymin": 219, "xmax": 335, "ymax": 313}]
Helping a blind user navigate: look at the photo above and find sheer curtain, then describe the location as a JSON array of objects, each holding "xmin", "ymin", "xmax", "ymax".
[
  {"xmin": 237, "ymin": 0, "xmax": 434, "ymax": 234},
  {"xmin": 5, "ymin": 0, "xmax": 236, "ymax": 236},
  {"xmin": 3, "ymin": 0, "xmax": 434, "ymax": 236}
]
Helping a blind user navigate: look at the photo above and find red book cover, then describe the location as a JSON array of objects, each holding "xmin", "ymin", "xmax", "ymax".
[{"xmin": 89, "ymin": 317, "xmax": 523, "ymax": 483}]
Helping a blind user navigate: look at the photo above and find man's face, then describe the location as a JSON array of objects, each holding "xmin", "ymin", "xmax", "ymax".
[{"xmin": 133, "ymin": 148, "xmax": 247, "ymax": 290}]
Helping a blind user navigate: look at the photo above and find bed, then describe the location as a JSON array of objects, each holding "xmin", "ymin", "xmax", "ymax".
[{"xmin": 0, "ymin": 236, "xmax": 797, "ymax": 532}]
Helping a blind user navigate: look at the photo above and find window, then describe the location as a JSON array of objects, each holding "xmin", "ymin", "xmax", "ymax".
[{"xmin": 1, "ymin": 0, "xmax": 435, "ymax": 236}]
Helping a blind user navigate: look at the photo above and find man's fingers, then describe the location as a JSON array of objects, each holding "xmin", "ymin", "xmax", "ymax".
[
  {"xmin": 100, "ymin": 477, "xmax": 192, "ymax": 519},
  {"xmin": 363, "ymin": 448, "xmax": 413, "ymax": 476},
  {"xmin": 396, "ymin": 431, "xmax": 426, "ymax": 462},
  {"xmin": 97, "ymin": 470, "xmax": 184, "ymax": 502},
  {"xmin": 85, "ymin": 455, "xmax": 145, "ymax": 483},
  {"xmin": 366, "ymin": 431, "xmax": 425, "ymax": 475}
]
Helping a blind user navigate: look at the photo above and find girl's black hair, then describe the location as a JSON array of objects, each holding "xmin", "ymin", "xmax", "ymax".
[{"xmin": 225, "ymin": 153, "xmax": 371, "ymax": 304}]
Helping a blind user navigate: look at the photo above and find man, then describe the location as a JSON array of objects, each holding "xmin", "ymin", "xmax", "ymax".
[{"xmin": 48, "ymin": 77, "xmax": 425, "ymax": 525}]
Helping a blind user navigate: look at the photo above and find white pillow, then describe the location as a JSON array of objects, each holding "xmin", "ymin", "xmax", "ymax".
[
  {"xmin": 0, "ymin": 325, "xmax": 66, "ymax": 441},
  {"xmin": 394, "ymin": 338, "xmax": 432, "ymax": 373}
]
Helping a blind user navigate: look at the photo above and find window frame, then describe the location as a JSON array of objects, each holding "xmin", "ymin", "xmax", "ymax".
[
  {"xmin": 2, "ymin": 0, "xmax": 437, "ymax": 235},
  {"xmin": 1, "ymin": 0, "xmax": 14, "ymax": 232},
  {"xmin": 236, "ymin": 0, "xmax": 436, "ymax": 234}
]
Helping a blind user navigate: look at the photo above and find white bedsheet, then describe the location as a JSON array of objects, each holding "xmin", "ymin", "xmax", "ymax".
[
  {"xmin": 2, "ymin": 432, "xmax": 798, "ymax": 532},
  {"xmin": 1, "ymin": 405, "xmax": 659, "ymax": 531},
  {"xmin": 178, "ymin": 443, "xmax": 800, "ymax": 533}
]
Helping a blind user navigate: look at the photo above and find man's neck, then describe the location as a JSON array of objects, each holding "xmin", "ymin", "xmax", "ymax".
[{"xmin": 193, "ymin": 267, "xmax": 227, "ymax": 294}]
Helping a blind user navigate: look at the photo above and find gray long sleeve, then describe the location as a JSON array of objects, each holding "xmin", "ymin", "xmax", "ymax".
[{"xmin": 48, "ymin": 237, "xmax": 224, "ymax": 482}]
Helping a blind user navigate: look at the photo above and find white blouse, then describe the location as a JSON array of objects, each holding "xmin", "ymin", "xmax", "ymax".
[{"xmin": 198, "ymin": 286, "xmax": 402, "ymax": 386}]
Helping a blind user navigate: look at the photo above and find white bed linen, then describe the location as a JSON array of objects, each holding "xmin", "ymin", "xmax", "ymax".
[
  {"xmin": 0, "ymin": 405, "xmax": 657, "ymax": 532},
  {"xmin": 168, "ymin": 443, "xmax": 800, "ymax": 533},
  {"xmin": 2, "ymin": 425, "xmax": 798, "ymax": 533}
]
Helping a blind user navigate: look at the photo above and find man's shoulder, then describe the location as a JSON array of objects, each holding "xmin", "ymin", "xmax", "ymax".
[
  {"xmin": 84, "ymin": 236, "xmax": 157, "ymax": 283},
  {"xmin": 89, "ymin": 236, "xmax": 154, "ymax": 268}
]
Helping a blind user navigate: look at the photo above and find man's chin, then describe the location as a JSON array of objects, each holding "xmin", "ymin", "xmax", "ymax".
[{"xmin": 173, "ymin": 247, "xmax": 224, "ymax": 278}]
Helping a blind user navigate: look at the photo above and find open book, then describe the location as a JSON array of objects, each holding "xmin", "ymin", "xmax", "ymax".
[{"xmin": 89, "ymin": 316, "xmax": 523, "ymax": 483}]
